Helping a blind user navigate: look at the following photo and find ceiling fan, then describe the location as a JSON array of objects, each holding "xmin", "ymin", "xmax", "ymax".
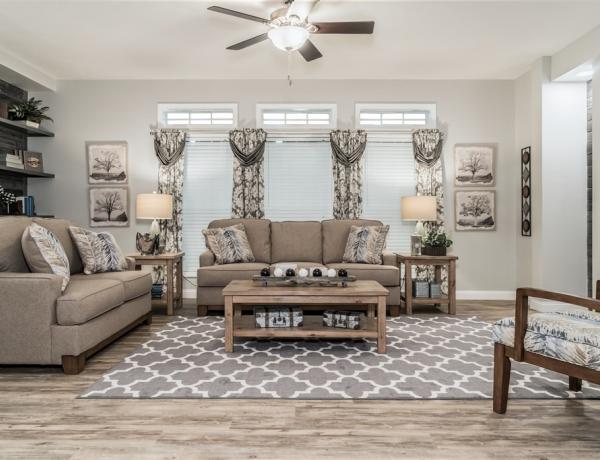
[{"xmin": 207, "ymin": 0, "xmax": 374, "ymax": 62}]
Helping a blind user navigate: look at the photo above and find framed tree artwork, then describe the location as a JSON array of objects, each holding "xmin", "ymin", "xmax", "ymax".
[
  {"xmin": 86, "ymin": 141, "xmax": 128, "ymax": 184},
  {"xmin": 89, "ymin": 187, "xmax": 129, "ymax": 227},
  {"xmin": 521, "ymin": 146, "xmax": 531, "ymax": 236},
  {"xmin": 455, "ymin": 190, "xmax": 496, "ymax": 231},
  {"xmin": 454, "ymin": 144, "xmax": 496, "ymax": 186}
]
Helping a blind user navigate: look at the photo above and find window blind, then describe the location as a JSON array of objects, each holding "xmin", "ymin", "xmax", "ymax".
[
  {"xmin": 264, "ymin": 140, "xmax": 333, "ymax": 221},
  {"xmin": 182, "ymin": 135, "xmax": 233, "ymax": 274},
  {"xmin": 362, "ymin": 133, "xmax": 417, "ymax": 252}
]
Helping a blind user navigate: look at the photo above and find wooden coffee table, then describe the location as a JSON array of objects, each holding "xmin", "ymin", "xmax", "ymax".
[{"xmin": 222, "ymin": 280, "xmax": 389, "ymax": 354}]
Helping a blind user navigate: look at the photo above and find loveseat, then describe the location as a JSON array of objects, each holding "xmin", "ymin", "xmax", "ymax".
[
  {"xmin": 0, "ymin": 216, "xmax": 152, "ymax": 374},
  {"xmin": 197, "ymin": 218, "xmax": 400, "ymax": 316}
]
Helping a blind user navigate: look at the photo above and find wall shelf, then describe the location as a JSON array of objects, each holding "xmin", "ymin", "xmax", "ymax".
[
  {"xmin": 0, "ymin": 165, "xmax": 54, "ymax": 178},
  {"xmin": 0, "ymin": 117, "xmax": 54, "ymax": 137}
]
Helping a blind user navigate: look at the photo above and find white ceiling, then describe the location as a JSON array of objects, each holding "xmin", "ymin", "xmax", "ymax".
[{"xmin": 0, "ymin": 0, "xmax": 599, "ymax": 81}]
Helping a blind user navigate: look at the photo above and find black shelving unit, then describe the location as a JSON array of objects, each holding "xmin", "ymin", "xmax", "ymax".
[{"xmin": 0, "ymin": 117, "xmax": 54, "ymax": 137}]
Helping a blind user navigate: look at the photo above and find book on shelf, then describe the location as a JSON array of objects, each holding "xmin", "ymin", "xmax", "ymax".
[
  {"xmin": 0, "ymin": 161, "xmax": 25, "ymax": 170},
  {"xmin": 15, "ymin": 196, "xmax": 35, "ymax": 216}
]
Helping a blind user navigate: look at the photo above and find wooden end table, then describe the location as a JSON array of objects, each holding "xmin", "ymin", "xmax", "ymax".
[
  {"xmin": 128, "ymin": 252, "xmax": 184, "ymax": 315},
  {"xmin": 222, "ymin": 280, "xmax": 389, "ymax": 353},
  {"xmin": 396, "ymin": 254, "xmax": 458, "ymax": 315}
]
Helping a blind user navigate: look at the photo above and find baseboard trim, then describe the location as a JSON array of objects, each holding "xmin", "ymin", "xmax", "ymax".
[
  {"xmin": 184, "ymin": 289, "xmax": 514, "ymax": 301},
  {"xmin": 456, "ymin": 290, "xmax": 513, "ymax": 301}
]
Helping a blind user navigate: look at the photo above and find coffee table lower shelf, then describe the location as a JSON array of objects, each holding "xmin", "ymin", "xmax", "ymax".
[{"xmin": 234, "ymin": 316, "xmax": 378, "ymax": 339}]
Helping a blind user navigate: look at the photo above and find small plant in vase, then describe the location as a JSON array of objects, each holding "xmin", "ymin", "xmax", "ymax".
[
  {"xmin": 421, "ymin": 227, "xmax": 453, "ymax": 256},
  {"xmin": 8, "ymin": 97, "xmax": 53, "ymax": 128},
  {"xmin": 0, "ymin": 186, "xmax": 16, "ymax": 215}
]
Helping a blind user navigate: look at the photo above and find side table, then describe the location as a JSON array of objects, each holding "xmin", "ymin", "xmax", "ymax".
[
  {"xmin": 396, "ymin": 254, "xmax": 458, "ymax": 315},
  {"xmin": 128, "ymin": 252, "xmax": 184, "ymax": 315}
]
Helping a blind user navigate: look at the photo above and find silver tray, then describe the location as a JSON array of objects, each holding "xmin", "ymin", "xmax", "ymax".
[{"xmin": 252, "ymin": 275, "xmax": 356, "ymax": 287}]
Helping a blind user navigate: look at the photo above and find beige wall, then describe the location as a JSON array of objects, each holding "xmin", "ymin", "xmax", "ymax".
[{"xmin": 30, "ymin": 78, "xmax": 517, "ymax": 295}]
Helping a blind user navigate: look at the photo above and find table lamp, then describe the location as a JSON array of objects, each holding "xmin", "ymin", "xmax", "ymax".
[
  {"xmin": 401, "ymin": 195, "xmax": 437, "ymax": 255},
  {"xmin": 135, "ymin": 192, "xmax": 173, "ymax": 254}
]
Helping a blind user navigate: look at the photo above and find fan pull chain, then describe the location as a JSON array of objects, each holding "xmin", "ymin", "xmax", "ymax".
[{"xmin": 287, "ymin": 51, "xmax": 293, "ymax": 86}]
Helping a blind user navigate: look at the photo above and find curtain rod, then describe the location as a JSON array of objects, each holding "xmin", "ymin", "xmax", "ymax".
[{"xmin": 186, "ymin": 139, "xmax": 412, "ymax": 144}]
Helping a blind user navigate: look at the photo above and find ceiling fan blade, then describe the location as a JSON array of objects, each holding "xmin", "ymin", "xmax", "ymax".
[
  {"xmin": 298, "ymin": 39, "xmax": 323, "ymax": 62},
  {"xmin": 226, "ymin": 33, "xmax": 269, "ymax": 50},
  {"xmin": 287, "ymin": 0, "xmax": 319, "ymax": 21},
  {"xmin": 207, "ymin": 6, "xmax": 268, "ymax": 24},
  {"xmin": 313, "ymin": 21, "xmax": 375, "ymax": 34}
]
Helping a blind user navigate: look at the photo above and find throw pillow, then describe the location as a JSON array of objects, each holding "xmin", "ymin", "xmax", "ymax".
[
  {"xmin": 202, "ymin": 224, "xmax": 255, "ymax": 265},
  {"xmin": 69, "ymin": 226, "xmax": 128, "ymax": 274},
  {"xmin": 342, "ymin": 225, "xmax": 390, "ymax": 265},
  {"xmin": 21, "ymin": 223, "xmax": 71, "ymax": 291}
]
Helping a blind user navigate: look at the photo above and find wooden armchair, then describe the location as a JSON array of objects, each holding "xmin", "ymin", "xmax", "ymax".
[{"xmin": 493, "ymin": 285, "xmax": 600, "ymax": 414}]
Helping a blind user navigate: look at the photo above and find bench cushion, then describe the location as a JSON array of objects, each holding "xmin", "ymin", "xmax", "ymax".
[
  {"xmin": 197, "ymin": 263, "xmax": 269, "ymax": 287},
  {"xmin": 492, "ymin": 309, "xmax": 600, "ymax": 370},
  {"xmin": 327, "ymin": 263, "xmax": 400, "ymax": 286},
  {"xmin": 57, "ymin": 277, "xmax": 124, "ymax": 326},
  {"xmin": 72, "ymin": 271, "xmax": 151, "ymax": 302}
]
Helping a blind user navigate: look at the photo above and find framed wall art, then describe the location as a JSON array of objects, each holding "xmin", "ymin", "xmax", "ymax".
[
  {"xmin": 454, "ymin": 143, "xmax": 496, "ymax": 186},
  {"xmin": 86, "ymin": 141, "xmax": 128, "ymax": 184},
  {"xmin": 455, "ymin": 190, "xmax": 496, "ymax": 231},
  {"xmin": 89, "ymin": 186, "xmax": 129, "ymax": 227}
]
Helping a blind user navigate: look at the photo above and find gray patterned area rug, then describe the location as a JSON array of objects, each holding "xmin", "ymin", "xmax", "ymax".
[{"xmin": 80, "ymin": 315, "xmax": 600, "ymax": 399}]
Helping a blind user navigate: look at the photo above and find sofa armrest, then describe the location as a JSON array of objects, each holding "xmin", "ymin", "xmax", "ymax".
[
  {"xmin": 199, "ymin": 250, "xmax": 215, "ymax": 267},
  {"xmin": 0, "ymin": 272, "xmax": 63, "ymax": 364},
  {"xmin": 382, "ymin": 251, "xmax": 397, "ymax": 267},
  {"xmin": 126, "ymin": 256, "xmax": 137, "ymax": 271}
]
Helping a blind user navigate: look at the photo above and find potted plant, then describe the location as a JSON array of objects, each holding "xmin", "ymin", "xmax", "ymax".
[
  {"xmin": 421, "ymin": 227, "xmax": 453, "ymax": 256},
  {"xmin": 8, "ymin": 97, "xmax": 53, "ymax": 128}
]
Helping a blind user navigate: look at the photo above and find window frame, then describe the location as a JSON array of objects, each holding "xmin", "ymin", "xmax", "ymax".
[
  {"xmin": 354, "ymin": 103, "xmax": 437, "ymax": 130},
  {"xmin": 157, "ymin": 103, "xmax": 238, "ymax": 130},
  {"xmin": 256, "ymin": 103, "xmax": 338, "ymax": 131}
]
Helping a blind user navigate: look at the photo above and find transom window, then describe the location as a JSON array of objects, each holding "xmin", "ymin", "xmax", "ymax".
[
  {"xmin": 157, "ymin": 103, "xmax": 237, "ymax": 129},
  {"xmin": 257, "ymin": 104, "xmax": 337, "ymax": 129},
  {"xmin": 355, "ymin": 103, "xmax": 436, "ymax": 129}
]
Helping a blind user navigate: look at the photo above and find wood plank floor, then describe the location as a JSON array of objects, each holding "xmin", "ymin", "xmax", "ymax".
[{"xmin": 1, "ymin": 301, "xmax": 600, "ymax": 459}]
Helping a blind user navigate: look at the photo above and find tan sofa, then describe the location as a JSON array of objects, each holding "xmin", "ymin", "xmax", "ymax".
[
  {"xmin": 197, "ymin": 218, "xmax": 400, "ymax": 316},
  {"xmin": 0, "ymin": 216, "xmax": 152, "ymax": 374}
]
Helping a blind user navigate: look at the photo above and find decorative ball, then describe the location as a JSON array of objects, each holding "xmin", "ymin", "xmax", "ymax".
[
  {"xmin": 285, "ymin": 268, "xmax": 296, "ymax": 277},
  {"xmin": 260, "ymin": 268, "xmax": 271, "ymax": 277},
  {"xmin": 274, "ymin": 267, "xmax": 284, "ymax": 277},
  {"xmin": 327, "ymin": 268, "xmax": 337, "ymax": 278},
  {"xmin": 312, "ymin": 268, "xmax": 322, "ymax": 277},
  {"xmin": 337, "ymin": 268, "xmax": 348, "ymax": 278},
  {"xmin": 298, "ymin": 268, "xmax": 309, "ymax": 277}
]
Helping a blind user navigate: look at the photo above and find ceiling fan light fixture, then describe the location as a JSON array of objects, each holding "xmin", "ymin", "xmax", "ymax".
[{"xmin": 268, "ymin": 25, "xmax": 309, "ymax": 51}]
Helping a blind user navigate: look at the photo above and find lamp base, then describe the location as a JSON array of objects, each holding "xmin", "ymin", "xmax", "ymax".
[{"xmin": 149, "ymin": 218, "xmax": 160, "ymax": 237}]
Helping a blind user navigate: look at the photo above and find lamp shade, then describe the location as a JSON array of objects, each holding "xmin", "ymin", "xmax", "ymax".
[
  {"xmin": 268, "ymin": 26, "xmax": 309, "ymax": 51},
  {"xmin": 401, "ymin": 196, "xmax": 437, "ymax": 221},
  {"xmin": 136, "ymin": 193, "xmax": 173, "ymax": 220}
]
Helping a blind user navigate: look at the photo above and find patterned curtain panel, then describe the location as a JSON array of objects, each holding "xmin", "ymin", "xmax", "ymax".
[
  {"xmin": 151, "ymin": 129, "xmax": 187, "ymax": 287},
  {"xmin": 412, "ymin": 129, "xmax": 447, "ymax": 291},
  {"xmin": 330, "ymin": 129, "xmax": 367, "ymax": 219},
  {"xmin": 229, "ymin": 129, "xmax": 267, "ymax": 219}
]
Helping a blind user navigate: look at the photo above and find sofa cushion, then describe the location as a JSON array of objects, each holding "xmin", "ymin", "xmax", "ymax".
[
  {"xmin": 22, "ymin": 223, "xmax": 71, "ymax": 291},
  {"xmin": 271, "ymin": 221, "xmax": 322, "ymax": 263},
  {"xmin": 208, "ymin": 219, "xmax": 271, "ymax": 263},
  {"xmin": 492, "ymin": 309, "xmax": 600, "ymax": 370},
  {"xmin": 69, "ymin": 226, "xmax": 128, "ymax": 274},
  {"xmin": 0, "ymin": 216, "xmax": 32, "ymax": 272},
  {"xmin": 342, "ymin": 225, "xmax": 390, "ymax": 265},
  {"xmin": 197, "ymin": 262, "xmax": 269, "ymax": 287},
  {"xmin": 327, "ymin": 263, "xmax": 400, "ymax": 287},
  {"xmin": 322, "ymin": 219, "xmax": 383, "ymax": 264},
  {"xmin": 33, "ymin": 218, "xmax": 83, "ymax": 274},
  {"xmin": 71, "ymin": 270, "xmax": 151, "ymax": 302},
  {"xmin": 56, "ymin": 277, "xmax": 124, "ymax": 325},
  {"xmin": 202, "ymin": 224, "xmax": 255, "ymax": 265}
]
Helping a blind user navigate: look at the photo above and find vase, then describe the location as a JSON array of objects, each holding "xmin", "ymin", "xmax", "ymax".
[{"xmin": 422, "ymin": 246, "xmax": 447, "ymax": 256}]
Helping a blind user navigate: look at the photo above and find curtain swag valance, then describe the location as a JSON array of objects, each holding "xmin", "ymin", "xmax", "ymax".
[
  {"xmin": 229, "ymin": 128, "xmax": 268, "ymax": 167},
  {"xmin": 152, "ymin": 129, "xmax": 188, "ymax": 167},
  {"xmin": 412, "ymin": 129, "xmax": 444, "ymax": 166},
  {"xmin": 330, "ymin": 129, "xmax": 368, "ymax": 166}
]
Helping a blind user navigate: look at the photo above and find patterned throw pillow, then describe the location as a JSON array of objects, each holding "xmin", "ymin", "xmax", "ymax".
[
  {"xmin": 342, "ymin": 225, "xmax": 390, "ymax": 265},
  {"xmin": 69, "ymin": 226, "xmax": 128, "ymax": 274},
  {"xmin": 21, "ymin": 223, "xmax": 71, "ymax": 291},
  {"xmin": 202, "ymin": 224, "xmax": 255, "ymax": 265}
]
